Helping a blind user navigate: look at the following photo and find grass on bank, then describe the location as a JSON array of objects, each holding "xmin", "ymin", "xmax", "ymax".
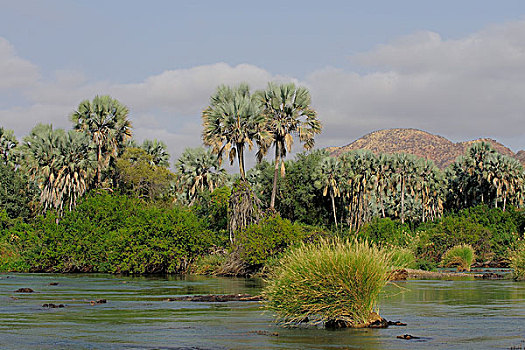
[
  {"xmin": 263, "ymin": 239, "xmax": 391, "ymax": 327},
  {"xmin": 440, "ymin": 244, "xmax": 475, "ymax": 272}
]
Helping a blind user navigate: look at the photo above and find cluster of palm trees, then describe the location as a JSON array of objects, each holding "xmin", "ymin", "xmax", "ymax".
[
  {"xmin": 314, "ymin": 150, "xmax": 444, "ymax": 230},
  {"xmin": 447, "ymin": 142, "xmax": 525, "ymax": 211},
  {"xmin": 311, "ymin": 141, "xmax": 525, "ymax": 230},
  {"xmin": 202, "ymin": 82, "xmax": 322, "ymax": 209},
  {"xmin": 1, "ymin": 95, "xmax": 174, "ymax": 216}
]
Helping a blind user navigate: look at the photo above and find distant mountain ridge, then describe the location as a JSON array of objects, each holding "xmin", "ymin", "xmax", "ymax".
[{"xmin": 327, "ymin": 128, "xmax": 522, "ymax": 169}]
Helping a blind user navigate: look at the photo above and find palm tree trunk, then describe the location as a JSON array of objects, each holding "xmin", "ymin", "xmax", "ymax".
[
  {"xmin": 97, "ymin": 144, "xmax": 102, "ymax": 186},
  {"xmin": 401, "ymin": 176, "xmax": 405, "ymax": 224},
  {"xmin": 379, "ymin": 190, "xmax": 386, "ymax": 218},
  {"xmin": 237, "ymin": 145, "xmax": 246, "ymax": 180},
  {"xmin": 330, "ymin": 191, "xmax": 338, "ymax": 229},
  {"xmin": 270, "ymin": 144, "xmax": 280, "ymax": 210}
]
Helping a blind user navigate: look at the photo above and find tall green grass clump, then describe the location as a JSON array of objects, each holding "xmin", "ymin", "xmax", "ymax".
[
  {"xmin": 509, "ymin": 242, "xmax": 525, "ymax": 281},
  {"xmin": 263, "ymin": 239, "xmax": 391, "ymax": 327},
  {"xmin": 440, "ymin": 244, "xmax": 475, "ymax": 271},
  {"xmin": 389, "ymin": 246, "xmax": 417, "ymax": 269}
]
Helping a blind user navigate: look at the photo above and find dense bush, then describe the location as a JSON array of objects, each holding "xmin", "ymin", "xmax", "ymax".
[
  {"xmin": 415, "ymin": 205, "xmax": 523, "ymax": 263},
  {"xmin": 234, "ymin": 214, "xmax": 328, "ymax": 267},
  {"xmin": 0, "ymin": 192, "xmax": 215, "ymax": 274},
  {"xmin": 0, "ymin": 162, "xmax": 35, "ymax": 220},
  {"xmin": 358, "ymin": 217, "xmax": 413, "ymax": 247},
  {"xmin": 264, "ymin": 239, "xmax": 391, "ymax": 327}
]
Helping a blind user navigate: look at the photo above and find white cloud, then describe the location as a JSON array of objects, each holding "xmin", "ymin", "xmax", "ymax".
[
  {"xmin": 0, "ymin": 38, "xmax": 39, "ymax": 90},
  {"xmin": 309, "ymin": 20, "xmax": 525, "ymax": 151}
]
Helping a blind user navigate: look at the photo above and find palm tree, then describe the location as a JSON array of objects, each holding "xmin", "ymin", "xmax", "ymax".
[
  {"xmin": 21, "ymin": 124, "xmax": 96, "ymax": 215},
  {"xmin": 71, "ymin": 95, "xmax": 132, "ymax": 186},
  {"xmin": 391, "ymin": 153, "xmax": 419, "ymax": 224},
  {"xmin": 202, "ymin": 83, "xmax": 269, "ymax": 180},
  {"xmin": 257, "ymin": 82, "xmax": 322, "ymax": 209},
  {"xmin": 174, "ymin": 147, "xmax": 227, "ymax": 205},
  {"xmin": 141, "ymin": 139, "xmax": 170, "ymax": 167},
  {"xmin": 317, "ymin": 156, "xmax": 342, "ymax": 228},
  {"xmin": 0, "ymin": 127, "xmax": 18, "ymax": 167}
]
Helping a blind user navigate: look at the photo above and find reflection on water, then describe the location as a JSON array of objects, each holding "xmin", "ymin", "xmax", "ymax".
[{"xmin": 0, "ymin": 273, "xmax": 524, "ymax": 349}]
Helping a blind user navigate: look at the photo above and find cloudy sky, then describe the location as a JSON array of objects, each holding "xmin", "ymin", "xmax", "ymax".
[{"xmin": 2, "ymin": 0, "xmax": 525, "ymax": 168}]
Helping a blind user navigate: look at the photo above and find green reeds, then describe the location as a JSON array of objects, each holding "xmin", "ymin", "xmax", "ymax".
[
  {"xmin": 509, "ymin": 242, "xmax": 525, "ymax": 281},
  {"xmin": 440, "ymin": 244, "xmax": 475, "ymax": 271},
  {"xmin": 263, "ymin": 239, "xmax": 391, "ymax": 327}
]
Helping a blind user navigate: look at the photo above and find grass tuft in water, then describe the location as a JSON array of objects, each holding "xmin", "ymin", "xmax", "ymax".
[
  {"xmin": 441, "ymin": 244, "xmax": 475, "ymax": 271},
  {"xmin": 263, "ymin": 238, "xmax": 391, "ymax": 326}
]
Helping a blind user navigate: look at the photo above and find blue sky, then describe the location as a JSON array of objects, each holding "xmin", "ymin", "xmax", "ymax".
[{"xmin": 1, "ymin": 0, "xmax": 525, "ymax": 165}]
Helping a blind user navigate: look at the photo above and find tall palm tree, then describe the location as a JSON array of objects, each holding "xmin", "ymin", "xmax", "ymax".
[
  {"xmin": 141, "ymin": 139, "xmax": 170, "ymax": 167},
  {"xmin": 174, "ymin": 147, "xmax": 227, "ymax": 205},
  {"xmin": 317, "ymin": 156, "xmax": 342, "ymax": 228},
  {"xmin": 71, "ymin": 95, "xmax": 132, "ymax": 186},
  {"xmin": 0, "ymin": 127, "xmax": 18, "ymax": 167},
  {"xmin": 257, "ymin": 82, "xmax": 322, "ymax": 209},
  {"xmin": 391, "ymin": 153, "xmax": 419, "ymax": 224},
  {"xmin": 202, "ymin": 83, "xmax": 269, "ymax": 180}
]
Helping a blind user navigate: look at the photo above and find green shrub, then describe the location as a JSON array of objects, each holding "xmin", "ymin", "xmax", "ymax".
[
  {"xmin": 415, "ymin": 215, "xmax": 491, "ymax": 263},
  {"xmin": 358, "ymin": 217, "xmax": 413, "ymax": 246},
  {"xmin": 235, "ymin": 214, "xmax": 328, "ymax": 267},
  {"xmin": 1, "ymin": 193, "xmax": 215, "ymax": 274},
  {"xmin": 440, "ymin": 244, "xmax": 476, "ymax": 271},
  {"xmin": 389, "ymin": 246, "xmax": 416, "ymax": 269},
  {"xmin": 263, "ymin": 239, "xmax": 391, "ymax": 327},
  {"xmin": 509, "ymin": 242, "xmax": 525, "ymax": 281}
]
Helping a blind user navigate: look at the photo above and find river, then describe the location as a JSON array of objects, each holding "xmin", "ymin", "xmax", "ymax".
[{"xmin": 1, "ymin": 273, "xmax": 524, "ymax": 349}]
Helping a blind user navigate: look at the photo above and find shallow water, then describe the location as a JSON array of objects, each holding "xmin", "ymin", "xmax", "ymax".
[{"xmin": 0, "ymin": 273, "xmax": 524, "ymax": 349}]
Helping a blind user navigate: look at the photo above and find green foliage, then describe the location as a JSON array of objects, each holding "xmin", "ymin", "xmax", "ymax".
[
  {"xmin": 0, "ymin": 193, "xmax": 214, "ymax": 274},
  {"xmin": 235, "ymin": 214, "xmax": 328, "ymax": 267},
  {"xmin": 249, "ymin": 150, "xmax": 333, "ymax": 226},
  {"xmin": 415, "ymin": 205, "xmax": 522, "ymax": 262},
  {"xmin": 0, "ymin": 162, "xmax": 34, "ymax": 220},
  {"xmin": 440, "ymin": 244, "xmax": 476, "ymax": 271},
  {"xmin": 193, "ymin": 186, "xmax": 231, "ymax": 240},
  {"xmin": 509, "ymin": 242, "xmax": 525, "ymax": 281},
  {"xmin": 116, "ymin": 147, "xmax": 175, "ymax": 200},
  {"xmin": 264, "ymin": 239, "xmax": 391, "ymax": 326},
  {"xmin": 190, "ymin": 253, "xmax": 228, "ymax": 275},
  {"xmin": 358, "ymin": 217, "xmax": 412, "ymax": 247}
]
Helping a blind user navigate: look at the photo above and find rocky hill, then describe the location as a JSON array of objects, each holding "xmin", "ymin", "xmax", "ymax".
[{"xmin": 328, "ymin": 128, "xmax": 522, "ymax": 169}]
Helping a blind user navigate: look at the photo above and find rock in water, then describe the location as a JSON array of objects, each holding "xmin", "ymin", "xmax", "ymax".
[{"xmin": 14, "ymin": 288, "xmax": 34, "ymax": 293}]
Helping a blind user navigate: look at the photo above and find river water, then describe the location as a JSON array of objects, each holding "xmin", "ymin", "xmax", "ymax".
[{"xmin": 0, "ymin": 273, "xmax": 524, "ymax": 349}]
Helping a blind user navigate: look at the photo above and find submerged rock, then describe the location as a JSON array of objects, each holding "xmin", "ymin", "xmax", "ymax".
[
  {"xmin": 166, "ymin": 294, "xmax": 262, "ymax": 302},
  {"xmin": 325, "ymin": 312, "xmax": 401, "ymax": 329},
  {"xmin": 49, "ymin": 282, "xmax": 59, "ymax": 286},
  {"xmin": 42, "ymin": 303, "xmax": 65, "ymax": 308},
  {"xmin": 249, "ymin": 330, "xmax": 279, "ymax": 337},
  {"xmin": 397, "ymin": 334, "xmax": 420, "ymax": 340},
  {"xmin": 14, "ymin": 288, "xmax": 34, "ymax": 293},
  {"xmin": 481, "ymin": 272, "xmax": 505, "ymax": 280}
]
